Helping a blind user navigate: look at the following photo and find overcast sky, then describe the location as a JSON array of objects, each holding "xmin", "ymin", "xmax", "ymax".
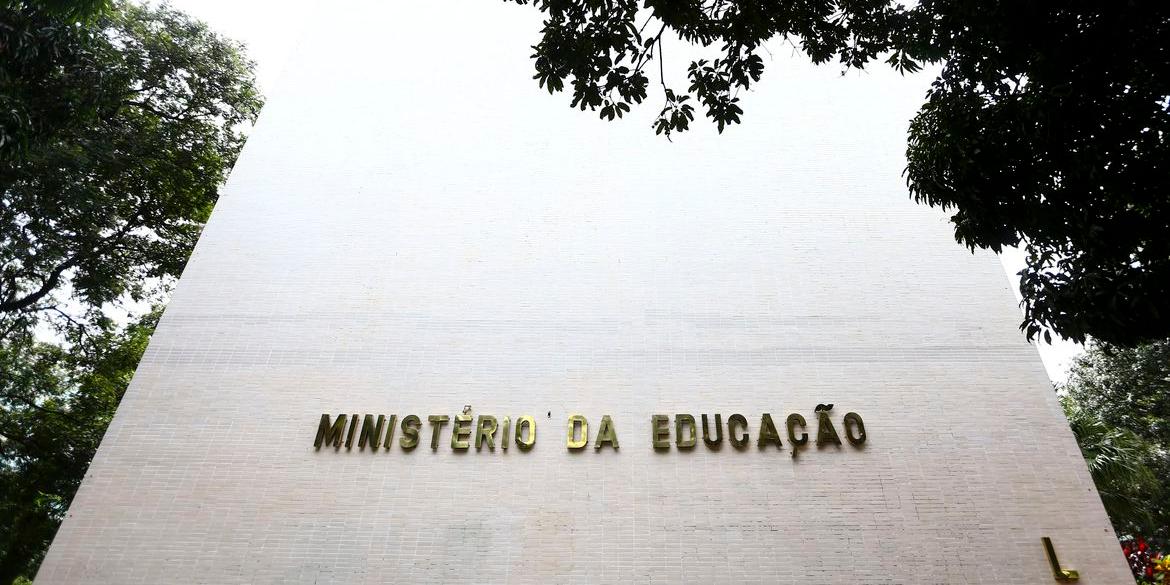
[{"xmin": 159, "ymin": 0, "xmax": 1084, "ymax": 383}]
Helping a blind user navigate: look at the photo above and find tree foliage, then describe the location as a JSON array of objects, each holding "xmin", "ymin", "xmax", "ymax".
[
  {"xmin": 0, "ymin": 1, "xmax": 261, "ymax": 340},
  {"xmin": 1062, "ymin": 340, "xmax": 1170, "ymax": 545},
  {"xmin": 0, "ymin": 310, "xmax": 157, "ymax": 583},
  {"xmin": 0, "ymin": 2, "xmax": 259, "ymax": 581},
  {"xmin": 1063, "ymin": 399, "xmax": 1161, "ymax": 539},
  {"xmin": 508, "ymin": 0, "xmax": 1170, "ymax": 347},
  {"xmin": 906, "ymin": 2, "xmax": 1170, "ymax": 347}
]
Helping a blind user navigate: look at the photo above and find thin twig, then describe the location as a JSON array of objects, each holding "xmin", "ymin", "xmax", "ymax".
[{"xmin": 658, "ymin": 34, "xmax": 667, "ymax": 92}]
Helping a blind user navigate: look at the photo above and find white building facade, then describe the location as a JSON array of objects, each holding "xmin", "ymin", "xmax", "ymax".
[{"xmin": 38, "ymin": 1, "xmax": 1132, "ymax": 583}]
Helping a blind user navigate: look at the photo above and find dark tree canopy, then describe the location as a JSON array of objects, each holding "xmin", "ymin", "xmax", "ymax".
[
  {"xmin": 907, "ymin": 2, "xmax": 1170, "ymax": 347},
  {"xmin": 0, "ymin": 1, "xmax": 261, "ymax": 340},
  {"xmin": 508, "ymin": 0, "xmax": 1170, "ymax": 347}
]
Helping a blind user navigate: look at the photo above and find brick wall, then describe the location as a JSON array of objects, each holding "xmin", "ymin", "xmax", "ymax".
[{"xmin": 36, "ymin": 1, "xmax": 1132, "ymax": 583}]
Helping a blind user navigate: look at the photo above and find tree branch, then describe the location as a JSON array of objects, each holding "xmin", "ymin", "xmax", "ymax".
[
  {"xmin": 0, "ymin": 257, "xmax": 79, "ymax": 313},
  {"xmin": 122, "ymin": 99, "xmax": 186, "ymax": 122},
  {"xmin": 0, "ymin": 201, "xmax": 147, "ymax": 314},
  {"xmin": 658, "ymin": 34, "xmax": 667, "ymax": 92},
  {"xmin": 1, "ymin": 392, "xmax": 87, "ymax": 428}
]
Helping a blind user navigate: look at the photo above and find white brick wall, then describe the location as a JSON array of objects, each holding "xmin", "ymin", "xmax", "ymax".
[{"xmin": 36, "ymin": 1, "xmax": 1132, "ymax": 583}]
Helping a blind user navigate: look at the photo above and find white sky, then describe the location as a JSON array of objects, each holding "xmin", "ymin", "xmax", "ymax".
[{"xmin": 158, "ymin": 0, "xmax": 1083, "ymax": 383}]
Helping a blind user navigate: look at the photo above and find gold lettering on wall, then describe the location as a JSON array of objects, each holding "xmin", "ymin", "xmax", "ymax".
[
  {"xmin": 843, "ymin": 412, "xmax": 866, "ymax": 446},
  {"xmin": 314, "ymin": 414, "xmax": 347, "ymax": 450},
  {"xmin": 358, "ymin": 414, "xmax": 385, "ymax": 451},
  {"xmin": 515, "ymin": 416, "xmax": 536, "ymax": 450},
  {"xmin": 594, "ymin": 415, "xmax": 619, "ymax": 450},
  {"xmin": 757, "ymin": 414, "xmax": 783, "ymax": 450},
  {"xmin": 651, "ymin": 415, "xmax": 670, "ymax": 449},
  {"xmin": 566, "ymin": 414, "xmax": 588, "ymax": 449},
  {"xmin": 399, "ymin": 415, "xmax": 421, "ymax": 450},
  {"xmin": 815, "ymin": 405, "xmax": 842, "ymax": 447},
  {"xmin": 428, "ymin": 415, "xmax": 450, "ymax": 450},
  {"xmin": 786, "ymin": 414, "xmax": 808, "ymax": 458},
  {"xmin": 728, "ymin": 414, "xmax": 749, "ymax": 449},
  {"xmin": 382, "ymin": 414, "xmax": 398, "ymax": 450},
  {"xmin": 451, "ymin": 414, "xmax": 472, "ymax": 450},
  {"xmin": 344, "ymin": 414, "xmax": 359, "ymax": 450},
  {"xmin": 312, "ymin": 408, "xmax": 868, "ymax": 456},
  {"xmin": 675, "ymin": 414, "xmax": 696, "ymax": 449},
  {"xmin": 476, "ymin": 415, "xmax": 498, "ymax": 451},
  {"xmin": 701, "ymin": 414, "xmax": 722, "ymax": 448}
]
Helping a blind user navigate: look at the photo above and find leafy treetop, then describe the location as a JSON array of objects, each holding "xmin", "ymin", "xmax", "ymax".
[
  {"xmin": 508, "ymin": 0, "xmax": 1170, "ymax": 347},
  {"xmin": 0, "ymin": 1, "xmax": 262, "ymax": 341}
]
